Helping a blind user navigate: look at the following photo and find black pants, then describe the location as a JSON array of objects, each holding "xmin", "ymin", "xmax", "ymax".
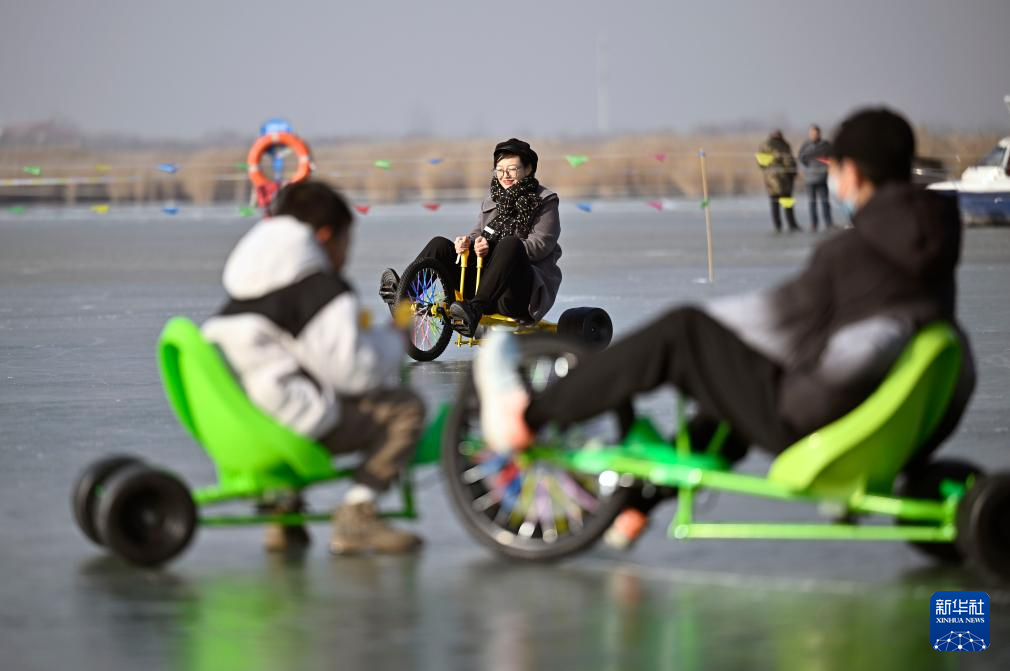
[
  {"xmin": 416, "ymin": 236, "xmax": 534, "ymax": 319},
  {"xmin": 807, "ymin": 182, "xmax": 833, "ymax": 231},
  {"xmin": 524, "ymin": 307, "xmax": 802, "ymax": 459},
  {"xmin": 770, "ymin": 195, "xmax": 799, "ymax": 232}
]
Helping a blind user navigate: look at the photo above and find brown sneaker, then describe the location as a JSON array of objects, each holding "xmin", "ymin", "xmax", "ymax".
[
  {"xmin": 264, "ymin": 524, "xmax": 311, "ymax": 553},
  {"xmin": 261, "ymin": 495, "xmax": 311, "ymax": 552},
  {"xmin": 329, "ymin": 502, "xmax": 422, "ymax": 555}
]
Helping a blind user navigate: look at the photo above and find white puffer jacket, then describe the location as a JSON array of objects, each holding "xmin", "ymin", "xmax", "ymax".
[{"xmin": 202, "ymin": 216, "xmax": 402, "ymax": 438}]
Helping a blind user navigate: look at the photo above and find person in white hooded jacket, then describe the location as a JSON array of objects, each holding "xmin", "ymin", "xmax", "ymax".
[{"xmin": 203, "ymin": 181, "xmax": 424, "ymax": 555}]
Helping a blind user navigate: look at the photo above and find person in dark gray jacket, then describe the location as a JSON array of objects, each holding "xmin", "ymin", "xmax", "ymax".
[
  {"xmin": 380, "ymin": 138, "xmax": 561, "ymax": 336},
  {"xmin": 798, "ymin": 124, "xmax": 834, "ymax": 231},
  {"xmin": 473, "ymin": 108, "xmax": 975, "ymax": 550}
]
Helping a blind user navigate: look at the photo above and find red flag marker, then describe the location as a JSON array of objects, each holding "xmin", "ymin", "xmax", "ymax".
[
  {"xmin": 654, "ymin": 153, "xmax": 667, "ymax": 162},
  {"xmin": 422, "ymin": 203, "xmax": 441, "ymax": 211},
  {"xmin": 647, "ymin": 200, "xmax": 663, "ymax": 211},
  {"xmin": 354, "ymin": 204, "xmax": 371, "ymax": 215}
]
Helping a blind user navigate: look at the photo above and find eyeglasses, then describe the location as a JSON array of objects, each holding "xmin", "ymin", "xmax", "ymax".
[{"xmin": 493, "ymin": 166, "xmax": 522, "ymax": 179}]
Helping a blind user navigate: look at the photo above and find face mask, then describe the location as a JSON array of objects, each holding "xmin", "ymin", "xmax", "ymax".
[{"xmin": 829, "ymin": 174, "xmax": 858, "ymax": 219}]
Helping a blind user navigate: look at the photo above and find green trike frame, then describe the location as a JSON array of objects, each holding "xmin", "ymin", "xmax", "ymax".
[
  {"xmin": 441, "ymin": 323, "xmax": 1010, "ymax": 579},
  {"xmin": 71, "ymin": 316, "xmax": 447, "ymax": 567}
]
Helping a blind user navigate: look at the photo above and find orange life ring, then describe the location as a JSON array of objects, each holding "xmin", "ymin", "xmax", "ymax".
[{"xmin": 246, "ymin": 131, "xmax": 313, "ymax": 188}]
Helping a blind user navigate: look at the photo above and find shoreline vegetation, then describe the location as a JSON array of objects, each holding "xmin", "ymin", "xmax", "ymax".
[{"xmin": 0, "ymin": 130, "xmax": 1001, "ymax": 206}]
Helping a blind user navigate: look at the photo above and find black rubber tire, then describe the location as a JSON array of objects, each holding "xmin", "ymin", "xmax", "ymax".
[
  {"xmin": 442, "ymin": 335, "xmax": 633, "ymax": 562},
  {"xmin": 72, "ymin": 455, "xmax": 143, "ymax": 546},
  {"xmin": 95, "ymin": 464, "xmax": 197, "ymax": 567},
  {"xmin": 896, "ymin": 459, "xmax": 983, "ymax": 563},
  {"xmin": 397, "ymin": 257, "xmax": 455, "ymax": 362},
  {"xmin": 557, "ymin": 307, "xmax": 613, "ymax": 349},
  {"xmin": 956, "ymin": 471, "xmax": 1010, "ymax": 582}
]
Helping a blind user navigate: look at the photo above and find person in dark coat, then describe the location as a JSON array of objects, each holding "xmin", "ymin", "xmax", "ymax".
[
  {"xmin": 379, "ymin": 139, "xmax": 562, "ymax": 336},
  {"xmin": 798, "ymin": 124, "xmax": 834, "ymax": 231},
  {"xmin": 472, "ymin": 108, "xmax": 976, "ymax": 550},
  {"xmin": 759, "ymin": 130, "xmax": 800, "ymax": 232}
]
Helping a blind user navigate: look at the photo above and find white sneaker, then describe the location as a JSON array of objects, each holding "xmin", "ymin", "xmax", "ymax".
[{"xmin": 474, "ymin": 330, "xmax": 533, "ymax": 453}]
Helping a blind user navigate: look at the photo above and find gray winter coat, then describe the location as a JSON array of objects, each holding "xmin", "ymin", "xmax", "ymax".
[
  {"xmin": 468, "ymin": 185, "xmax": 562, "ymax": 321},
  {"xmin": 798, "ymin": 138, "xmax": 832, "ymax": 184}
]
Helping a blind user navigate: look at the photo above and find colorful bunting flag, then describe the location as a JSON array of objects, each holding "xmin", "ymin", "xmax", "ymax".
[
  {"xmin": 23, "ymin": 166, "xmax": 42, "ymax": 176},
  {"xmin": 422, "ymin": 203, "xmax": 441, "ymax": 211},
  {"xmin": 157, "ymin": 163, "xmax": 179, "ymax": 174},
  {"xmin": 374, "ymin": 160, "xmax": 392, "ymax": 170},
  {"xmin": 91, "ymin": 204, "xmax": 110, "ymax": 214},
  {"xmin": 565, "ymin": 155, "xmax": 589, "ymax": 168},
  {"xmin": 576, "ymin": 202, "xmax": 592, "ymax": 213},
  {"xmin": 238, "ymin": 206, "xmax": 256, "ymax": 217},
  {"xmin": 354, "ymin": 204, "xmax": 371, "ymax": 215},
  {"xmin": 647, "ymin": 200, "xmax": 663, "ymax": 211}
]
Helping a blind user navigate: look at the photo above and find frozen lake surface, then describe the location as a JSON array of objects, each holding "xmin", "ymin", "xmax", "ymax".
[{"xmin": 2, "ymin": 199, "xmax": 1009, "ymax": 669}]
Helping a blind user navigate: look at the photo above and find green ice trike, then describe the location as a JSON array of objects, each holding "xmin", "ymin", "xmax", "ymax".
[
  {"xmin": 441, "ymin": 323, "xmax": 1010, "ymax": 580},
  {"xmin": 71, "ymin": 317, "xmax": 447, "ymax": 567}
]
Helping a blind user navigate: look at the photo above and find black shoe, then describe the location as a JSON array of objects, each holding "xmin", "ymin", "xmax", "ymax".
[
  {"xmin": 379, "ymin": 268, "xmax": 400, "ymax": 310},
  {"xmin": 449, "ymin": 301, "xmax": 482, "ymax": 337}
]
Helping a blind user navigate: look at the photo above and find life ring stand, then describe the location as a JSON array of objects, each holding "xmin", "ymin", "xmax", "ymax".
[{"xmin": 247, "ymin": 131, "xmax": 313, "ymax": 207}]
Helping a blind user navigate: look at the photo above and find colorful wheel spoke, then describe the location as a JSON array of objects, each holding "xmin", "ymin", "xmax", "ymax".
[
  {"xmin": 448, "ymin": 344, "xmax": 631, "ymax": 556},
  {"xmin": 556, "ymin": 471, "xmax": 600, "ymax": 513}
]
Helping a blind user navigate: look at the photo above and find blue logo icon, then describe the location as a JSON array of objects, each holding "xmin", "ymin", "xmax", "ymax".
[{"xmin": 931, "ymin": 591, "xmax": 989, "ymax": 651}]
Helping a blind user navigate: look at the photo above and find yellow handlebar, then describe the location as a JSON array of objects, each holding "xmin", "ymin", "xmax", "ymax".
[
  {"xmin": 457, "ymin": 244, "xmax": 484, "ymax": 296},
  {"xmin": 457, "ymin": 248, "xmax": 469, "ymax": 295}
]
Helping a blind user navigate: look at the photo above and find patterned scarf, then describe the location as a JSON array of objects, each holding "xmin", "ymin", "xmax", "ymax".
[{"xmin": 486, "ymin": 175, "xmax": 542, "ymax": 242}]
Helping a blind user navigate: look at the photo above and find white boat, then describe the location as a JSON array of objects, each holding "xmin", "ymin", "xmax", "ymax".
[{"xmin": 928, "ymin": 97, "xmax": 1010, "ymax": 226}]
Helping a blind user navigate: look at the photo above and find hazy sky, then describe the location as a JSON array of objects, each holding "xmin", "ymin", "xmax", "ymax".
[{"xmin": 2, "ymin": 0, "xmax": 1009, "ymax": 139}]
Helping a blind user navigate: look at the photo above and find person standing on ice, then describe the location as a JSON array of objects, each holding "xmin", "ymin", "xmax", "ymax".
[
  {"xmin": 759, "ymin": 130, "xmax": 801, "ymax": 232},
  {"xmin": 799, "ymin": 124, "xmax": 835, "ymax": 231}
]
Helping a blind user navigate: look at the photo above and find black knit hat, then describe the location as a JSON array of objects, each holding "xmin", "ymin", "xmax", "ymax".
[
  {"xmin": 493, "ymin": 138, "xmax": 538, "ymax": 175},
  {"xmin": 831, "ymin": 107, "xmax": 915, "ymax": 185}
]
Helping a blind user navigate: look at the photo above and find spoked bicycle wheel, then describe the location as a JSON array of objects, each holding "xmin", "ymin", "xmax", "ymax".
[
  {"xmin": 396, "ymin": 258, "xmax": 454, "ymax": 362},
  {"xmin": 442, "ymin": 335, "xmax": 633, "ymax": 561}
]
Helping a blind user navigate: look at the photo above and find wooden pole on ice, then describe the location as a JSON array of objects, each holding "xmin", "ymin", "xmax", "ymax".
[{"xmin": 699, "ymin": 149, "xmax": 714, "ymax": 283}]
